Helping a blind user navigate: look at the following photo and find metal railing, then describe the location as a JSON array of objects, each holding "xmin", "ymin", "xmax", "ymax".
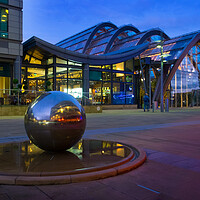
[
  {"xmin": 0, "ymin": 90, "xmax": 96, "ymax": 106},
  {"xmin": 0, "ymin": 89, "xmax": 45, "ymax": 106}
]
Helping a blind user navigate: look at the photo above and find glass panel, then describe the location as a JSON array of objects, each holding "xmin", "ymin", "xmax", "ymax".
[
  {"xmin": 0, "ymin": 77, "xmax": 10, "ymax": 98},
  {"xmin": 56, "ymin": 67, "xmax": 67, "ymax": 78},
  {"xmin": 30, "ymin": 57, "xmax": 42, "ymax": 65},
  {"xmin": 56, "ymin": 79, "xmax": 67, "ymax": 92},
  {"xmin": 89, "ymin": 65, "xmax": 101, "ymax": 68},
  {"xmin": 27, "ymin": 68, "xmax": 45, "ymax": 79},
  {"xmin": 88, "ymin": 44, "xmax": 106, "ymax": 55},
  {"xmin": 198, "ymin": 54, "xmax": 200, "ymax": 63},
  {"xmin": 47, "ymin": 78, "xmax": 53, "ymax": 91},
  {"xmin": 113, "ymin": 82, "xmax": 125, "ymax": 105},
  {"xmin": 28, "ymin": 80, "xmax": 36, "ymax": 91},
  {"xmin": 47, "ymin": 57, "xmax": 53, "ymax": 65},
  {"xmin": 197, "ymin": 45, "xmax": 200, "ymax": 54},
  {"xmin": 111, "ymin": 39, "xmax": 139, "ymax": 52},
  {"xmin": 102, "ymin": 82, "xmax": 111, "ymax": 104},
  {"xmin": 24, "ymin": 54, "xmax": 30, "ymax": 62},
  {"xmin": 125, "ymin": 84, "xmax": 134, "ymax": 104},
  {"xmin": 56, "ymin": 58, "xmax": 67, "ymax": 64},
  {"xmin": 102, "ymin": 72, "xmax": 111, "ymax": 81},
  {"xmin": 0, "ymin": 8, "xmax": 8, "ymax": 35},
  {"xmin": 125, "ymin": 59, "xmax": 133, "ymax": 72},
  {"xmin": 171, "ymin": 44, "xmax": 200, "ymax": 108},
  {"xmin": 113, "ymin": 73, "xmax": 124, "ymax": 82},
  {"xmin": 68, "ymin": 68, "xmax": 82, "ymax": 79},
  {"xmin": 0, "ymin": 62, "xmax": 10, "ymax": 77},
  {"xmin": 47, "ymin": 67, "xmax": 53, "ymax": 78},
  {"xmin": 150, "ymin": 35, "xmax": 162, "ymax": 42},
  {"xmin": 37, "ymin": 80, "xmax": 45, "ymax": 91},
  {"xmin": 68, "ymin": 79, "xmax": 82, "ymax": 100},
  {"xmin": 89, "ymin": 81, "xmax": 102, "ymax": 104},
  {"xmin": 192, "ymin": 46, "xmax": 196, "ymax": 54},
  {"xmin": 125, "ymin": 74, "xmax": 133, "ymax": 82},
  {"xmin": 113, "ymin": 62, "xmax": 124, "ymax": 71},
  {"xmin": 102, "ymin": 65, "xmax": 111, "ymax": 70},
  {"xmin": 89, "ymin": 70, "xmax": 102, "ymax": 81},
  {"xmin": 21, "ymin": 67, "xmax": 26, "ymax": 83},
  {"xmin": 68, "ymin": 60, "xmax": 82, "ymax": 66},
  {"xmin": 0, "ymin": 0, "xmax": 8, "ymax": 4}
]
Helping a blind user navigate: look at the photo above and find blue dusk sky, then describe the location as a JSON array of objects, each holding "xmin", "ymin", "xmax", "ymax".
[{"xmin": 23, "ymin": 0, "xmax": 200, "ymax": 44}]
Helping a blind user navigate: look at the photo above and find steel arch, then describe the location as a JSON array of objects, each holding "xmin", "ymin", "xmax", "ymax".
[
  {"xmin": 163, "ymin": 33, "xmax": 200, "ymax": 94},
  {"xmin": 82, "ymin": 22, "xmax": 118, "ymax": 53},
  {"xmin": 137, "ymin": 29, "xmax": 170, "ymax": 45},
  {"xmin": 153, "ymin": 33, "xmax": 200, "ymax": 101},
  {"xmin": 104, "ymin": 25, "xmax": 140, "ymax": 53}
]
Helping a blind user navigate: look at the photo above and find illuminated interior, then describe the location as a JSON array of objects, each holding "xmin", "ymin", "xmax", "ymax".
[
  {"xmin": 22, "ymin": 22, "xmax": 200, "ymax": 107},
  {"xmin": 0, "ymin": 77, "xmax": 10, "ymax": 98}
]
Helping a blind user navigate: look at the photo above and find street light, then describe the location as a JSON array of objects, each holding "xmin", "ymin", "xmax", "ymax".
[
  {"xmin": 160, "ymin": 41, "xmax": 164, "ymax": 112},
  {"xmin": 157, "ymin": 41, "xmax": 164, "ymax": 112}
]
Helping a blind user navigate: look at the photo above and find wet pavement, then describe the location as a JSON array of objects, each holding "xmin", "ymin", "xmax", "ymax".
[{"xmin": 0, "ymin": 108, "xmax": 200, "ymax": 199}]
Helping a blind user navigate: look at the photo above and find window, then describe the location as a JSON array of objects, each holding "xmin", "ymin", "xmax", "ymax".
[
  {"xmin": 102, "ymin": 72, "xmax": 111, "ymax": 81},
  {"xmin": 47, "ymin": 57, "xmax": 53, "ymax": 65},
  {"xmin": 56, "ymin": 57, "xmax": 67, "ymax": 64},
  {"xmin": 68, "ymin": 68, "xmax": 82, "ymax": 79},
  {"xmin": 90, "ymin": 65, "xmax": 101, "ymax": 69},
  {"xmin": 0, "ymin": 0, "xmax": 8, "ymax": 4},
  {"xmin": 89, "ymin": 81, "xmax": 102, "ymax": 104},
  {"xmin": 113, "ymin": 62, "xmax": 124, "ymax": 71},
  {"xmin": 56, "ymin": 67, "xmax": 67, "ymax": 78},
  {"xmin": 113, "ymin": 83, "xmax": 125, "ymax": 104},
  {"xmin": 102, "ymin": 65, "xmax": 111, "ymax": 70},
  {"xmin": 102, "ymin": 82, "xmax": 111, "ymax": 104},
  {"xmin": 27, "ymin": 68, "xmax": 45, "ymax": 79},
  {"xmin": 56, "ymin": 79, "xmax": 67, "ymax": 92},
  {"xmin": 30, "ymin": 57, "xmax": 41, "ymax": 65},
  {"xmin": 0, "ymin": 7, "xmax": 8, "ymax": 38},
  {"xmin": 125, "ymin": 59, "xmax": 133, "ymax": 72},
  {"xmin": 89, "ymin": 71, "xmax": 102, "ymax": 81},
  {"xmin": 113, "ymin": 73, "xmax": 124, "ymax": 82},
  {"xmin": 68, "ymin": 79, "xmax": 82, "ymax": 99},
  {"xmin": 47, "ymin": 67, "xmax": 54, "ymax": 78}
]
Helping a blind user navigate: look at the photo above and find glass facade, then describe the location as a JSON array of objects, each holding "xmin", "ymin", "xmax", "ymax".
[
  {"xmin": 88, "ymin": 59, "xmax": 135, "ymax": 105},
  {"xmin": 22, "ymin": 41, "xmax": 200, "ymax": 107},
  {"xmin": 22, "ymin": 55, "xmax": 84, "ymax": 103},
  {"xmin": 171, "ymin": 43, "xmax": 200, "ymax": 107},
  {"xmin": 22, "ymin": 23, "xmax": 200, "ymax": 108}
]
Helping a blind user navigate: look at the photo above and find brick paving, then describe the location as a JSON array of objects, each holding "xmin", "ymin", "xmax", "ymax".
[{"xmin": 0, "ymin": 108, "xmax": 200, "ymax": 199}]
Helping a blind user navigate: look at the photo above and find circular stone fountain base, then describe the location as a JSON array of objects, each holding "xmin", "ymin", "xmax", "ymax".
[{"xmin": 0, "ymin": 139, "xmax": 146, "ymax": 185}]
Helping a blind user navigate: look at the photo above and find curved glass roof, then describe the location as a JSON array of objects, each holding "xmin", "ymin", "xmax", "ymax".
[
  {"xmin": 141, "ymin": 31, "xmax": 199, "ymax": 62},
  {"xmin": 55, "ymin": 21, "xmax": 200, "ymax": 66},
  {"xmin": 85, "ymin": 28, "xmax": 116, "ymax": 55},
  {"xmin": 56, "ymin": 25, "xmax": 96, "ymax": 53},
  {"xmin": 56, "ymin": 22, "xmax": 171, "ymax": 56},
  {"xmin": 56, "ymin": 22, "xmax": 118, "ymax": 54}
]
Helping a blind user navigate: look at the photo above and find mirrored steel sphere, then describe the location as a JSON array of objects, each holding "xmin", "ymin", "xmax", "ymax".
[{"xmin": 24, "ymin": 91, "xmax": 86, "ymax": 152}]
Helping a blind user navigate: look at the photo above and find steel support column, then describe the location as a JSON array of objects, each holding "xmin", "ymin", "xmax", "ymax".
[{"xmin": 83, "ymin": 64, "xmax": 90, "ymax": 105}]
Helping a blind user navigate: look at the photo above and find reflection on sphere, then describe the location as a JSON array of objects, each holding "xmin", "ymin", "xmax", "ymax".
[{"xmin": 24, "ymin": 91, "xmax": 86, "ymax": 152}]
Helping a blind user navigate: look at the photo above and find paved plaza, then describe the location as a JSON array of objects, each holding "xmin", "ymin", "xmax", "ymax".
[{"xmin": 0, "ymin": 108, "xmax": 200, "ymax": 200}]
